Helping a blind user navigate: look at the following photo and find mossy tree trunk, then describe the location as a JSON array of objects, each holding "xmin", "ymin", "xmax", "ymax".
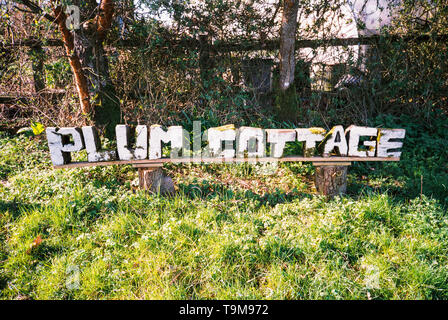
[
  {"xmin": 73, "ymin": 0, "xmax": 120, "ymax": 138},
  {"xmin": 52, "ymin": 0, "xmax": 120, "ymax": 138}
]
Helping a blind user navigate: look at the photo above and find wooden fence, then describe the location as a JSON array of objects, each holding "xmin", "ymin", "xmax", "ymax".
[{"xmin": 1, "ymin": 33, "xmax": 447, "ymax": 104}]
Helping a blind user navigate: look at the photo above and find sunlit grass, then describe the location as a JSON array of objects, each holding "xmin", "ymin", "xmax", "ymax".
[{"xmin": 1, "ymin": 124, "xmax": 448, "ymax": 299}]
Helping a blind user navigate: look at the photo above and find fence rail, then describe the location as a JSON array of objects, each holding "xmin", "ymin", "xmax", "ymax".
[{"xmin": 3, "ymin": 33, "xmax": 447, "ymax": 51}]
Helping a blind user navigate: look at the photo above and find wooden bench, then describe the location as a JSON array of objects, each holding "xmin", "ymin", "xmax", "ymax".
[{"xmin": 48, "ymin": 124, "xmax": 404, "ymax": 197}]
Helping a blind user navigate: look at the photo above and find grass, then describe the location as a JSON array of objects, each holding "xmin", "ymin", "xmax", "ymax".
[{"xmin": 0, "ymin": 115, "xmax": 447, "ymax": 300}]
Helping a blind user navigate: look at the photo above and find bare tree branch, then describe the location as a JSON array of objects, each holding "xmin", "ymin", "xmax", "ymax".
[{"xmin": 13, "ymin": 0, "xmax": 56, "ymax": 23}]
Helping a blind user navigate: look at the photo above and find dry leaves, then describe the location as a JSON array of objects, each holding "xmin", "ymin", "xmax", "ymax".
[{"xmin": 26, "ymin": 235, "xmax": 43, "ymax": 254}]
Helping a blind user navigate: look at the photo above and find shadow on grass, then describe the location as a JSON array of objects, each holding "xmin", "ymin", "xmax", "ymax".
[
  {"xmin": 177, "ymin": 180, "xmax": 313, "ymax": 208},
  {"xmin": 347, "ymin": 174, "xmax": 448, "ymax": 209},
  {"xmin": 177, "ymin": 172, "xmax": 447, "ymax": 211},
  {"xmin": 348, "ymin": 156, "xmax": 448, "ymax": 208},
  {"xmin": 0, "ymin": 200, "xmax": 41, "ymax": 219}
]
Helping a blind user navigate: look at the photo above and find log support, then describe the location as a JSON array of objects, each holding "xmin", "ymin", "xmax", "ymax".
[
  {"xmin": 134, "ymin": 162, "xmax": 349, "ymax": 197},
  {"xmin": 313, "ymin": 162, "xmax": 350, "ymax": 197},
  {"xmin": 134, "ymin": 164, "xmax": 175, "ymax": 195}
]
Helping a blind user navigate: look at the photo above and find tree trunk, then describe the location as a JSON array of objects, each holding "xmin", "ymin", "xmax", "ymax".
[
  {"xmin": 73, "ymin": 27, "xmax": 120, "ymax": 138},
  {"xmin": 53, "ymin": 5, "xmax": 91, "ymax": 116},
  {"xmin": 53, "ymin": 0, "xmax": 120, "ymax": 138},
  {"xmin": 277, "ymin": 0, "xmax": 300, "ymax": 121},
  {"xmin": 74, "ymin": 0, "xmax": 120, "ymax": 138},
  {"xmin": 138, "ymin": 167, "xmax": 175, "ymax": 195},
  {"xmin": 314, "ymin": 165, "xmax": 348, "ymax": 197},
  {"xmin": 279, "ymin": 0, "xmax": 300, "ymax": 91}
]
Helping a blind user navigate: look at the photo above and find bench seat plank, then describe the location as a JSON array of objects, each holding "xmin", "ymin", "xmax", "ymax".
[{"xmin": 53, "ymin": 156, "xmax": 399, "ymax": 169}]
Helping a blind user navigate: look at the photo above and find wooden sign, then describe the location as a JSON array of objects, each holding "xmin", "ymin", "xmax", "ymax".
[{"xmin": 46, "ymin": 124, "xmax": 405, "ymax": 168}]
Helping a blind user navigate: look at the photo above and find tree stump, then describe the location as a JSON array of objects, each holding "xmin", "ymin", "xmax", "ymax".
[
  {"xmin": 137, "ymin": 166, "xmax": 175, "ymax": 195},
  {"xmin": 314, "ymin": 164, "xmax": 349, "ymax": 197}
]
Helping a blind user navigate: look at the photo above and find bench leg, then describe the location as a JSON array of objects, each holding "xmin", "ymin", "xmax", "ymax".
[
  {"xmin": 313, "ymin": 162, "xmax": 350, "ymax": 197},
  {"xmin": 136, "ymin": 166, "xmax": 175, "ymax": 195}
]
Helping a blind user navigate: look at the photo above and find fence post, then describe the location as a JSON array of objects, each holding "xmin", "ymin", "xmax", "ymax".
[
  {"xmin": 199, "ymin": 34, "xmax": 212, "ymax": 83},
  {"xmin": 28, "ymin": 44, "xmax": 45, "ymax": 93}
]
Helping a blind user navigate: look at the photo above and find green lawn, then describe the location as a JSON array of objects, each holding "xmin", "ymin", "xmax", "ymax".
[{"xmin": 1, "ymin": 116, "xmax": 448, "ymax": 299}]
